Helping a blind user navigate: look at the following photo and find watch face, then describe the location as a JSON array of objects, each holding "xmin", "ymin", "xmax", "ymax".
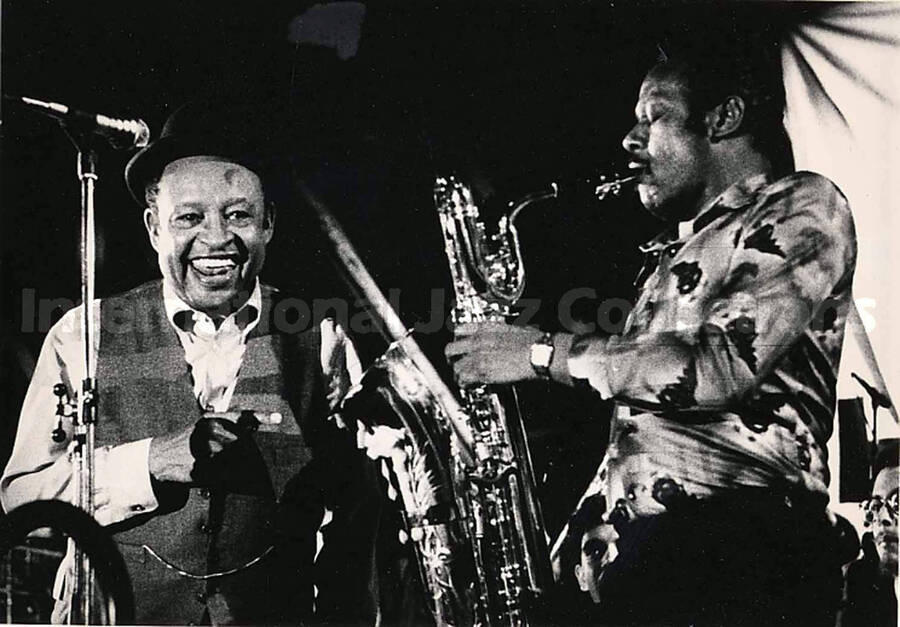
[{"xmin": 531, "ymin": 344, "xmax": 554, "ymax": 368}]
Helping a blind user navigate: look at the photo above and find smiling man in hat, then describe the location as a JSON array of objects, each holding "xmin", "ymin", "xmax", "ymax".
[{"xmin": 1, "ymin": 100, "xmax": 379, "ymax": 625}]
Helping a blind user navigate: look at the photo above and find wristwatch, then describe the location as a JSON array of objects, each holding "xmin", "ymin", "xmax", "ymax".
[{"xmin": 529, "ymin": 332, "xmax": 555, "ymax": 379}]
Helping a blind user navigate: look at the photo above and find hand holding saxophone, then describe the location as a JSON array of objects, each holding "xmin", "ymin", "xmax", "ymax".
[{"xmin": 445, "ymin": 322, "xmax": 544, "ymax": 386}]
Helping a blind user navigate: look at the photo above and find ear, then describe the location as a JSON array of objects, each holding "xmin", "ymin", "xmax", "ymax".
[
  {"xmin": 263, "ymin": 200, "xmax": 276, "ymax": 244},
  {"xmin": 144, "ymin": 207, "xmax": 161, "ymax": 252},
  {"xmin": 706, "ymin": 95, "xmax": 745, "ymax": 141}
]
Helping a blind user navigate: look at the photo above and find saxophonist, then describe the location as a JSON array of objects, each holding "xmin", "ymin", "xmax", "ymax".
[{"xmin": 446, "ymin": 40, "xmax": 857, "ymax": 626}]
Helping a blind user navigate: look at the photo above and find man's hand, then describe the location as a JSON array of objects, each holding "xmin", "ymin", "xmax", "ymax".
[
  {"xmin": 444, "ymin": 322, "xmax": 543, "ymax": 387},
  {"xmin": 148, "ymin": 414, "xmax": 245, "ymax": 484}
]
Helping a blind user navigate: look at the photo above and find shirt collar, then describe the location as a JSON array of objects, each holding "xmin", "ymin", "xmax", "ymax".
[
  {"xmin": 641, "ymin": 172, "xmax": 773, "ymax": 252},
  {"xmin": 162, "ymin": 279, "xmax": 261, "ymax": 337}
]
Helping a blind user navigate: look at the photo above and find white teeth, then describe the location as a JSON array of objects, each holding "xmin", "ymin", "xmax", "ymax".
[
  {"xmin": 191, "ymin": 259, "xmax": 237, "ymax": 274},
  {"xmin": 628, "ymin": 161, "xmax": 646, "ymax": 170}
]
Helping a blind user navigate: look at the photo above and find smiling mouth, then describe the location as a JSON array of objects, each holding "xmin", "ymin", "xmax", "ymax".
[{"xmin": 189, "ymin": 257, "xmax": 239, "ymax": 281}]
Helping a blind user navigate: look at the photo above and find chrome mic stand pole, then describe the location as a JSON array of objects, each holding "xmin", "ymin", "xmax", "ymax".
[
  {"xmin": 65, "ymin": 131, "xmax": 100, "ymax": 625},
  {"xmin": 9, "ymin": 93, "xmax": 151, "ymax": 624}
]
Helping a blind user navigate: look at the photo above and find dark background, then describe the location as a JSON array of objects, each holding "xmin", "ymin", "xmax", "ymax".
[{"xmin": 0, "ymin": 1, "xmax": 825, "ymax": 534}]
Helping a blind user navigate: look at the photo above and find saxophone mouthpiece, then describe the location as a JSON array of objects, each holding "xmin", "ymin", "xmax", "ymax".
[{"xmin": 594, "ymin": 169, "xmax": 643, "ymax": 200}]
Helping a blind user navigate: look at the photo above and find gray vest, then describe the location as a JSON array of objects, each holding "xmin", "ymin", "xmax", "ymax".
[{"xmin": 96, "ymin": 281, "xmax": 351, "ymax": 625}]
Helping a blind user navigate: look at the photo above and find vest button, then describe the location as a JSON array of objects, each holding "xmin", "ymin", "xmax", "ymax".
[
  {"xmin": 196, "ymin": 591, "xmax": 207, "ymax": 604},
  {"xmin": 199, "ymin": 522, "xmax": 214, "ymax": 534},
  {"xmin": 199, "ymin": 489, "xmax": 210, "ymax": 499}
]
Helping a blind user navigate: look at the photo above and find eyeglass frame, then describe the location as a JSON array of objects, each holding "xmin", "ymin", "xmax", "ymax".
[{"xmin": 860, "ymin": 488, "xmax": 899, "ymax": 527}]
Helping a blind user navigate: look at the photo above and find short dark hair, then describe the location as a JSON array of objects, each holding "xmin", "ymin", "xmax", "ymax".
[
  {"xmin": 654, "ymin": 34, "xmax": 793, "ymax": 174},
  {"xmin": 144, "ymin": 179, "xmax": 161, "ymax": 212},
  {"xmin": 875, "ymin": 439, "xmax": 899, "ymax": 476},
  {"xmin": 558, "ymin": 493, "xmax": 608, "ymax": 582},
  {"xmin": 569, "ymin": 493, "xmax": 607, "ymax": 539}
]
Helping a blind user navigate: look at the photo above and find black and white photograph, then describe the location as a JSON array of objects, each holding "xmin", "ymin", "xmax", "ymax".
[{"xmin": 1, "ymin": 2, "xmax": 898, "ymax": 625}]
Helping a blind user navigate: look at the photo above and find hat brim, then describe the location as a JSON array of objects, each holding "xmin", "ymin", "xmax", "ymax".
[{"xmin": 125, "ymin": 134, "xmax": 270, "ymax": 206}]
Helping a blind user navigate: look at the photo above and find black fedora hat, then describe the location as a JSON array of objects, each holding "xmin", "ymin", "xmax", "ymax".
[{"xmin": 125, "ymin": 99, "xmax": 282, "ymax": 206}]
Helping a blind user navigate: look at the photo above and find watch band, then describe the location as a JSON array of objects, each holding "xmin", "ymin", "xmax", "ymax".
[{"xmin": 530, "ymin": 331, "xmax": 555, "ymax": 379}]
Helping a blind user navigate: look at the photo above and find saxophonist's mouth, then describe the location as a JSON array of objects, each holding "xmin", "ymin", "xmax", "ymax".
[
  {"xmin": 627, "ymin": 161, "xmax": 652, "ymax": 189},
  {"xmin": 628, "ymin": 160, "xmax": 649, "ymax": 177}
]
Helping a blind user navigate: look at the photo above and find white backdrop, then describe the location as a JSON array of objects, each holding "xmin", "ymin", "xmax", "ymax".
[{"xmin": 782, "ymin": 2, "xmax": 900, "ymax": 510}]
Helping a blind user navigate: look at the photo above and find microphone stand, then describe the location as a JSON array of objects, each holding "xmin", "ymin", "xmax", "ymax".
[
  {"xmin": 13, "ymin": 95, "xmax": 147, "ymax": 623},
  {"xmin": 63, "ymin": 127, "xmax": 100, "ymax": 624},
  {"xmin": 852, "ymin": 372, "xmax": 892, "ymax": 483}
]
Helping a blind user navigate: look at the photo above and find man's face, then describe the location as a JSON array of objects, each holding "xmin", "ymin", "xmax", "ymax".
[
  {"xmin": 622, "ymin": 66, "xmax": 713, "ymax": 222},
  {"xmin": 869, "ymin": 467, "xmax": 899, "ymax": 572},
  {"xmin": 145, "ymin": 156, "xmax": 273, "ymax": 317},
  {"xmin": 574, "ymin": 523, "xmax": 619, "ymax": 603}
]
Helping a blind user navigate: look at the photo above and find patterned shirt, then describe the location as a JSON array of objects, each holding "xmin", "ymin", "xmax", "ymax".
[{"xmin": 568, "ymin": 171, "xmax": 857, "ymax": 517}]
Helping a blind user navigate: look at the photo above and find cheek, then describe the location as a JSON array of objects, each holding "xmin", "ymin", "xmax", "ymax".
[
  {"xmin": 647, "ymin": 126, "xmax": 675, "ymax": 158},
  {"xmin": 242, "ymin": 228, "xmax": 270, "ymax": 253},
  {"xmin": 648, "ymin": 127, "xmax": 697, "ymax": 166},
  {"xmin": 157, "ymin": 231, "xmax": 192, "ymax": 260}
]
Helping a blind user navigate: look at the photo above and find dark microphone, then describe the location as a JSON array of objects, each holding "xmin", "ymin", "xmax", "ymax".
[
  {"xmin": 851, "ymin": 372, "xmax": 892, "ymax": 409},
  {"xmin": 6, "ymin": 95, "xmax": 150, "ymax": 149}
]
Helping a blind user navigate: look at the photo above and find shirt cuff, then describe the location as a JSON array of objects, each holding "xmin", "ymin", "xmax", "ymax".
[
  {"xmin": 93, "ymin": 438, "xmax": 159, "ymax": 525},
  {"xmin": 567, "ymin": 333, "xmax": 614, "ymax": 399}
]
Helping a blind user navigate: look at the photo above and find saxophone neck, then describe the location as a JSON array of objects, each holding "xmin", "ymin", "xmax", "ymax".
[
  {"xmin": 505, "ymin": 182, "xmax": 559, "ymax": 226},
  {"xmin": 435, "ymin": 175, "xmax": 526, "ymax": 307}
]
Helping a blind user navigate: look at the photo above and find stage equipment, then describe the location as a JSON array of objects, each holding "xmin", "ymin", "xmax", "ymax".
[
  {"xmin": 852, "ymin": 372, "xmax": 894, "ymax": 482},
  {"xmin": 0, "ymin": 501, "xmax": 134, "ymax": 624},
  {"xmin": 11, "ymin": 95, "xmax": 148, "ymax": 624},
  {"xmin": 5, "ymin": 95, "xmax": 150, "ymax": 149}
]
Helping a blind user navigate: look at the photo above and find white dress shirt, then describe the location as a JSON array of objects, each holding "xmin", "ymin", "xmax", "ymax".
[{"xmin": 0, "ymin": 279, "xmax": 362, "ymax": 526}]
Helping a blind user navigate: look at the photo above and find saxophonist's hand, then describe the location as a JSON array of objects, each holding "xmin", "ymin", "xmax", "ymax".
[{"xmin": 445, "ymin": 322, "xmax": 543, "ymax": 386}]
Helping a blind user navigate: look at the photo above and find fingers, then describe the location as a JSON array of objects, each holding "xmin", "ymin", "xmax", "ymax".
[
  {"xmin": 445, "ymin": 323, "xmax": 540, "ymax": 359},
  {"xmin": 444, "ymin": 337, "xmax": 473, "ymax": 359},
  {"xmin": 190, "ymin": 417, "xmax": 239, "ymax": 459},
  {"xmin": 191, "ymin": 410, "xmax": 285, "ymax": 459},
  {"xmin": 451, "ymin": 356, "xmax": 481, "ymax": 387},
  {"xmin": 453, "ymin": 321, "xmax": 509, "ymax": 337},
  {"xmin": 451, "ymin": 355, "xmax": 517, "ymax": 387},
  {"xmin": 445, "ymin": 324, "xmax": 541, "ymax": 386},
  {"xmin": 444, "ymin": 327, "xmax": 503, "ymax": 359},
  {"xmin": 206, "ymin": 420, "xmax": 237, "ymax": 455},
  {"xmin": 206, "ymin": 410, "xmax": 283, "ymax": 430}
]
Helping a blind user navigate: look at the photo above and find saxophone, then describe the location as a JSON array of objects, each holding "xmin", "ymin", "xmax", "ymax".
[
  {"xmin": 332, "ymin": 172, "xmax": 638, "ymax": 627},
  {"xmin": 432, "ymin": 175, "xmax": 551, "ymax": 627},
  {"xmin": 428, "ymin": 172, "xmax": 640, "ymax": 626}
]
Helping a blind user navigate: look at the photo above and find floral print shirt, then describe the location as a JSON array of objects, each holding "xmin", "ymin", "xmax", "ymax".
[{"xmin": 568, "ymin": 171, "xmax": 857, "ymax": 516}]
